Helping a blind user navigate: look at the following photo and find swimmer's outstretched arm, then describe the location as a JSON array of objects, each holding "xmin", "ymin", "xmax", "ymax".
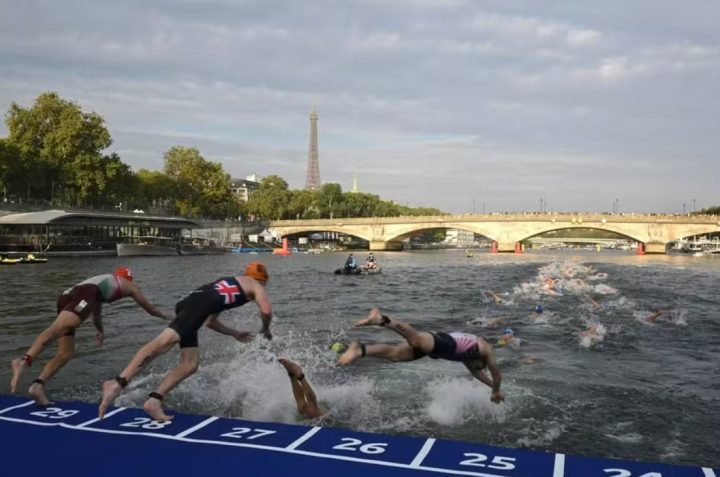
[
  {"xmin": 92, "ymin": 303, "xmax": 104, "ymax": 346},
  {"xmin": 464, "ymin": 346, "xmax": 504, "ymax": 404},
  {"xmin": 205, "ymin": 314, "xmax": 253, "ymax": 342},
  {"xmin": 485, "ymin": 352, "xmax": 503, "ymax": 403}
]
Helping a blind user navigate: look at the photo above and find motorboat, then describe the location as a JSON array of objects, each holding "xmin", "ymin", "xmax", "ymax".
[{"xmin": 18, "ymin": 254, "xmax": 48, "ymax": 264}]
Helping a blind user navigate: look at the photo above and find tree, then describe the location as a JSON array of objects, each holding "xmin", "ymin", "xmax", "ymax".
[
  {"xmin": 4, "ymin": 92, "xmax": 112, "ymax": 203},
  {"xmin": 315, "ymin": 183, "xmax": 344, "ymax": 218},
  {"xmin": 135, "ymin": 169, "xmax": 176, "ymax": 212},
  {"xmin": 247, "ymin": 175, "xmax": 292, "ymax": 219},
  {"xmin": 162, "ymin": 146, "xmax": 235, "ymax": 218},
  {"xmin": 288, "ymin": 189, "xmax": 318, "ymax": 219},
  {"xmin": 0, "ymin": 139, "xmax": 24, "ymax": 201}
]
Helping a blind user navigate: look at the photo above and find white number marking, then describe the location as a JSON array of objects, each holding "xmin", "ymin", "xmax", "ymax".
[
  {"xmin": 332, "ymin": 437, "xmax": 388, "ymax": 455},
  {"xmin": 220, "ymin": 427, "xmax": 277, "ymax": 440},
  {"xmin": 604, "ymin": 470, "xmax": 662, "ymax": 477},
  {"xmin": 29, "ymin": 407, "xmax": 79, "ymax": 419},
  {"xmin": 119, "ymin": 417, "xmax": 172, "ymax": 430},
  {"xmin": 460, "ymin": 453, "xmax": 516, "ymax": 470}
]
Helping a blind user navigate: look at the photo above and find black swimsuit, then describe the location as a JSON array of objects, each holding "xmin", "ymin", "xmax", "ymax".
[{"xmin": 169, "ymin": 277, "xmax": 249, "ymax": 348}]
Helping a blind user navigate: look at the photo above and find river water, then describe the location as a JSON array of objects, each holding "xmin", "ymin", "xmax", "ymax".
[{"xmin": 1, "ymin": 250, "xmax": 718, "ymax": 468}]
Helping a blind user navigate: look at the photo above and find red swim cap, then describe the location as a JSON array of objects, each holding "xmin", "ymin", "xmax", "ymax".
[
  {"xmin": 114, "ymin": 266, "xmax": 134, "ymax": 281},
  {"xmin": 244, "ymin": 261, "xmax": 268, "ymax": 283}
]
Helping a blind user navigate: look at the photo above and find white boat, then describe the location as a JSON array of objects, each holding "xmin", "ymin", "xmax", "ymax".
[{"xmin": 116, "ymin": 236, "xmax": 179, "ymax": 256}]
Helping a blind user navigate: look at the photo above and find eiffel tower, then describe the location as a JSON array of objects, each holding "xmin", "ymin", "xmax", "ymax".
[{"xmin": 304, "ymin": 109, "xmax": 321, "ymax": 190}]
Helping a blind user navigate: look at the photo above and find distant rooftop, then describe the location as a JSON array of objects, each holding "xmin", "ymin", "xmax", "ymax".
[{"xmin": 0, "ymin": 209, "xmax": 201, "ymax": 229}]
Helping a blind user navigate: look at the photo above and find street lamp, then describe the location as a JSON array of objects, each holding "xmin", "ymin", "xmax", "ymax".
[
  {"xmin": 693, "ymin": 198, "xmax": 696, "ymax": 213},
  {"xmin": 683, "ymin": 203, "xmax": 686, "ymax": 214}
]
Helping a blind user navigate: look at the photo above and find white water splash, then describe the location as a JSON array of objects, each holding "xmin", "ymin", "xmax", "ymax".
[{"xmin": 424, "ymin": 377, "xmax": 506, "ymax": 426}]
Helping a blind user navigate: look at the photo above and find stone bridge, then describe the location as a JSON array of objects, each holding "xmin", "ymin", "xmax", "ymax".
[{"xmin": 268, "ymin": 213, "xmax": 720, "ymax": 254}]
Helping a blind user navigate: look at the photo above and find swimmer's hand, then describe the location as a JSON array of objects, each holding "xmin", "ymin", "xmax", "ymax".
[
  {"xmin": 95, "ymin": 332, "xmax": 104, "ymax": 347},
  {"xmin": 233, "ymin": 330, "xmax": 254, "ymax": 343},
  {"xmin": 491, "ymin": 391, "xmax": 504, "ymax": 404},
  {"xmin": 162, "ymin": 312, "xmax": 174, "ymax": 321},
  {"xmin": 261, "ymin": 327, "xmax": 273, "ymax": 341}
]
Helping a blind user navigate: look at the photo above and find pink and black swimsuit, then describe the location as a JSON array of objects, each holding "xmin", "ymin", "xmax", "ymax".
[{"xmin": 425, "ymin": 331, "xmax": 482, "ymax": 362}]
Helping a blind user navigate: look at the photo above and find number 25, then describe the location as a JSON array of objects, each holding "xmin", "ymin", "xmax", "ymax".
[{"xmin": 460, "ymin": 453, "xmax": 516, "ymax": 470}]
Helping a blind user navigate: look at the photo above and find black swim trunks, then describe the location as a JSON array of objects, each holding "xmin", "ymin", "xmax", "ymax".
[
  {"xmin": 413, "ymin": 331, "xmax": 482, "ymax": 362},
  {"xmin": 169, "ymin": 277, "xmax": 249, "ymax": 348}
]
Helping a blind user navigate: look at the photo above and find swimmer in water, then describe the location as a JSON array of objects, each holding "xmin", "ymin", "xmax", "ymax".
[
  {"xmin": 647, "ymin": 310, "xmax": 666, "ymax": 323},
  {"xmin": 497, "ymin": 328, "xmax": 517, "ymax": 347},
  {"xmin": 278, "ymin": 358, "xmax": 326, "ymax": 421},
  {"xmin": 338, "ymin": 308, "xmax": 504, "ymax": 404},
  {"xmin": 486, "ymin": 291, "xmax": 504, "ymax": 304}
]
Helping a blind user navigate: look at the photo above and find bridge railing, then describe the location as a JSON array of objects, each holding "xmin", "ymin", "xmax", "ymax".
[{"xmin": 270, "ymin": 213, "xmax": 720, "ymax": 226}]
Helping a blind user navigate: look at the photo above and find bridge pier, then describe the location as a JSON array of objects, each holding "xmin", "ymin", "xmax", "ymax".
[
  {"xmin": 643, "ymin": 242, "xmax": 668, "ymax": 254},
  {"xmin": 369, "ymin": 240, "xmax": 403, "ymax": 251},
  {"xmin": 495, "ymin": 242, "xmax": 519, "ymax": 253}
]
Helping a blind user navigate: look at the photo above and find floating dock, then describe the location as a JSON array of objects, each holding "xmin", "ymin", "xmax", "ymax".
[{"xmin": 0, "ymin": 395, "xmax": 715, "ymax": 477}]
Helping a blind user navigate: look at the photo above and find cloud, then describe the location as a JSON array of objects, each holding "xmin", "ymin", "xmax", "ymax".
[{"xmin": 0, "ymin": 0, "xmax": 718, "ymax": 213}]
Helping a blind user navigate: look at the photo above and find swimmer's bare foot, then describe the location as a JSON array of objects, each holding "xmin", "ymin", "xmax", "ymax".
[
  {"xmin": 143, "ymin": 397, "xmax": 174, "ymax": 422},
  {"xmin": 28, "ymin": 382, "xmax": 52, "ymax": 406},
  {"xmin": 278, "ymin": 358, "xmax": 303, "ymax": 379},
  {"xmin": 337, "ymin": 342, "xmax": 363, "ymax": 365},
  {"xmin": 10, "ymin": 358, "xmax": 27, "ymax": 393},
  {"xmin": 98, "ymin": 379, "xmax": 122, "ymax": 419},
  {"xmin": 354, "ymin": 308, "xmax": 385, "ymax": 327}
]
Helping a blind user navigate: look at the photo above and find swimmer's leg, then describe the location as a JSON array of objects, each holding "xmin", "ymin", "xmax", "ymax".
[
  {"xmin": 143, "ymin": 346, "xmax": 199, "ymax": 421},
  {"xmin": 382, "ymin": 319, "xmax": 435, "ymax": 354},
  {"xmin": 11, "ymin": 311, "xmax": 80, "ymax": 393},
  {"xmin": 279, "ymin": 358, "xmax": 312, "ymax": 418},
  {"xmin": 99, "ymin": 328, "xmax": 178, "ymax": 419},
  {"xmin": 338, "ymin": 342, "xmax": 416, "ymax": 365},
  {"xmin": 355, "ymin": 309, "xmax": 435, "ymax": 354},
  {"xmin": 299, "ymin": 377, "xmax": 323, "ymax": 420},
  {"xmin": 29, "ymin": 334, "xmax": 76, "ymax": 406},
  {"xmin": 353, "ymin": 307, "xmax": 385, "ymax": 327}
]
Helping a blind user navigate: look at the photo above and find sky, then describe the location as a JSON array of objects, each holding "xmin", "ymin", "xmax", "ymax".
[{"xmin": 1, "ymin": 0, "xmax": 719, "ymax": 214}]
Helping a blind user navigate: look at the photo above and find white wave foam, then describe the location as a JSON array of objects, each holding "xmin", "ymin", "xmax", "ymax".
[
  {"xmin": 578, "ymin": 322, "xmax": 607, "ymax": 348},
  {"xmin": 424, "ymin": 377, "xmax": 506, "ymax": 426}
]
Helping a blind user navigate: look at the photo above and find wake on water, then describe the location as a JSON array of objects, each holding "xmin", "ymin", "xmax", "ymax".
[{"xmin": 110, "ymin": 258, "xmax": 693, "ymax": 455}]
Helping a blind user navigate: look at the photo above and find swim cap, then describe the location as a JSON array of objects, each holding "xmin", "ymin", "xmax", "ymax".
[
  {"xmin": 245, "ymin": 261, "xmax": 269, "ymax": 283},
  {"xmin": 534, "ymin": 304, "xmax": 543, "ymax": 313},
  {"xmin": 504, "ymin": 328, "xmax": 515, "ymax": 335},
  {"xmin": 330, "ymin": 342, "xmax": 346, "ymax": 354},
  {"xmin": 114, "ymin": 266, "xmax": 133, "ymax": 281}
]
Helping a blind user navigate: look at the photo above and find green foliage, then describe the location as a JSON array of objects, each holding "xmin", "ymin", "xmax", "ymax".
[
  {"xmin": 0, "ymin": 139, "xmax": 24, "ymax": 199},
  {"xmin": 247, "ymin": 177, "xmax": 291, "ymax": 220},
  {"xmin": 697, "ymin": 206, "xmax": 720, "ymax": 215},
  {"xmin": 2, "ymin": 91, "xmax": 138, "ymax": 210},
  {"xmin": 246, "ymin": 176, "xmax": 445, "ymax": 220},
  {"xmin": 2, "ymin": 92, "xmax": 120, "ymax": 206},
  {"xmin": 162, "ymin": 146, "xmax": 237, "ymax": 218}
]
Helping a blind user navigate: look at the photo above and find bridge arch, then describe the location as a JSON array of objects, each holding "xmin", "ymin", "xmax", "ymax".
[{"xmin": 268, "ymin": 215, "xmax": 720, "ymax": 254}]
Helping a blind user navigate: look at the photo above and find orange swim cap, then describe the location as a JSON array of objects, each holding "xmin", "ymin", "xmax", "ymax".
[
  {"xmin": 244, "ymin": 261, "xmax": 269, "ymax": 283},
  {"xmin": 114, "ymin": 266, "xmax": 134, "ymax": 281}
]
